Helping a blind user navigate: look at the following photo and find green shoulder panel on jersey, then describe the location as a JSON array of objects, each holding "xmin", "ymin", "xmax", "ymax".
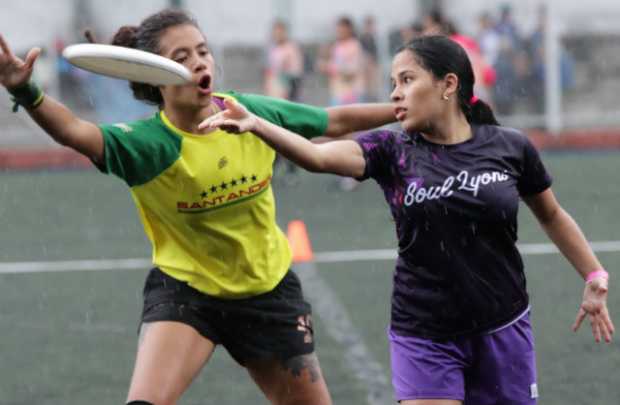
[
  {"xmin": 97, "ymin": 114, "xmax": 182, "ymax": 187},
  {"xmin": 220, "ymin": 91, "xmax": 328, "ymax": 139}
]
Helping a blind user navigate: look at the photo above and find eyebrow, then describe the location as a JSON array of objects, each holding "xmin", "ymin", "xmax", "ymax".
[{"xmin": 391, "ymin": 69, "xmax": 415, "ymax": 80}]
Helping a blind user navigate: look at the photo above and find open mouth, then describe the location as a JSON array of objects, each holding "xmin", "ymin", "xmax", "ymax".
[{"xmin": 198, "ymin": 75, "xmax": 211, "ymax": 91}]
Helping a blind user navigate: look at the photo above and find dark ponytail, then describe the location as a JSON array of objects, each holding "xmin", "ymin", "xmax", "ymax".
[
  {"xmin": 469, "ymin": 98, "xmax": 498, "ymax": 126},
  {"xmin": 398, "ymin": 35, "xmax": 499, "ymax": 126},
  {"xmin": 107, "ymin": 9, "xmax": 199, "ymax": 106}
]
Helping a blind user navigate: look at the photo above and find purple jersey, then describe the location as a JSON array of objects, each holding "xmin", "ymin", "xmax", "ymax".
[{"xmin": 355, "ymin": 125, "xmax": 552, "ymax": 339}]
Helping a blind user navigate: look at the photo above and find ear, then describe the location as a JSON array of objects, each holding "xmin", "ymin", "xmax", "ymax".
[{"xmin": 441, "ymin": 73, "xmax": 460, "ymax": 100}]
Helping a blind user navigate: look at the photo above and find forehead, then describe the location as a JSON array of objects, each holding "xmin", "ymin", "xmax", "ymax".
[
  {"xmin": 158, "ymin": 24, "xmax": 206, "ymax": 55},
  {"xmin": 391, "ymin": 50, "xmax": 424, "ymax": 76}
]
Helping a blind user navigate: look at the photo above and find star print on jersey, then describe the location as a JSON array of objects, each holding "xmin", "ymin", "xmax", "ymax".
[{"xmin": 177, "ymin": 174, "xmax": 271, "ymax": 213}]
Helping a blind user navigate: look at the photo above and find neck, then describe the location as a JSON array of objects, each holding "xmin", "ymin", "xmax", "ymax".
[
  {"xmin": 421, "ymin": 110, "xmax": 472, "ymax": 145},
  {"xmin": 162, "ymin": 100, "xmax": 219, "ymax": 134}
]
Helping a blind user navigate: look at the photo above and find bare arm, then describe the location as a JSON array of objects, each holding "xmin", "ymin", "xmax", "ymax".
[
  {"xmin": 26, "ymin": 97, "xmax": 104, "ymax": 162},
  {"xmin": 0, "ymin": 34, "xmax": 103, "ymax": 162},
  {"xmin": 199, "ymin": 98, "xmax": 366, "ymax": 177},
  {"xmin": 523, "ymin": 188, "xmax": 614, "ymax": 342},
  {"xmin": 324, "ymin": 103, "xmax": 395, "ymax": 137},
  {"xmin": 523, "ymin": 189, "xmax": 602, "ymax": 278}
]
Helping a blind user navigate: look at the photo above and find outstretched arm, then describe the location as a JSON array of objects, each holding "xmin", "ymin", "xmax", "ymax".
[
  {"xmin": 0, "ymin": 34, "xmax": 103, "ymax": 162},
  {"xmin": 523, "ymin": 189, "xmax": 614, "ymax": 343},
  {"xmin": 325, "ymin": 103, "xmax": 395, "ymax": 137},
  {"xmin": 199, "ymin": 98, "xmax": 366, "ymax": 177}
]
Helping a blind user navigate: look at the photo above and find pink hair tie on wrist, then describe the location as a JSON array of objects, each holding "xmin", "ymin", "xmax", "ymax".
[
  {"xmin": 470, "ymin": 95, "xmax": 479, "ymax": 105},
  {"xmin": 586, "ymin": 269, "xmax": 609, "ymax": 283}
]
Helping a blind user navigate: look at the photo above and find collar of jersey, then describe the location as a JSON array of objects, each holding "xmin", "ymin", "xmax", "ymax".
[{"xmin": 159, "ymin": 109, "xmax": 227, "ymax": 141}]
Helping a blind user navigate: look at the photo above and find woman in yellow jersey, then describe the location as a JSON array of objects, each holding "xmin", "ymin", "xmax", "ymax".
[{"xmin": 0, "ymin": 9, "xmax": 396, "ymax": 405}]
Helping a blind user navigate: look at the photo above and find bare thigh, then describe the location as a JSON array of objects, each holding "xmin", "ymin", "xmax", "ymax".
[
  {"xmin": 246, "ymin": 352, "xmax": 332, "ymax": 405},
  {"xmin": 126, "ymin": 321, "xmax": 216, "ymax": 405},
  {"xmin": 402, "ymin": 400, "xmax": 462, "ymax": 405}
]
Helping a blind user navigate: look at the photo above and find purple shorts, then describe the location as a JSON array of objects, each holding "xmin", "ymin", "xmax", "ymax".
[{"xmin": 389, "ymin": 311, "xmax": 538, "ymax": 404}]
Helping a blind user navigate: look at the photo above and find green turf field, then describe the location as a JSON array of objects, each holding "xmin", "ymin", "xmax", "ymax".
[{"xmin": 1, "ymin": 152, "xmax": 619, "ymax": 404}]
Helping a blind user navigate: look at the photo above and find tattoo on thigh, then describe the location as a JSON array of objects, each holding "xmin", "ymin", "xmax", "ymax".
[{"xmin": 281, "ymin": 354, "xmax": 321, "ymax": 383}]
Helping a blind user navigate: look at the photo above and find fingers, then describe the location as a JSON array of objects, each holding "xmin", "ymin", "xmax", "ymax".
[
  {"xmin": 24, "ymin": 47, "xmax": 41, "ymax": 69},
  {"xmin": 604, "ymin": 310, "xmax": 616, "ymax": 335},
  {"xmin": 223, "ymin": 97, "xmax": 238, "ymax": 110},
  {"xmin": 601, "ymin": 320, "xmax": 613, "ymax": 343},
  {"xmin": 198, "ymin": 116, "xmax": 241, "ymax": 133},
  {"xmin": 577, "ymin": 305, "xmax": 615, "ymax": 343},
  {"xmin": 589, "ymin": 314, "xmax": 602, "ymax": 343},
  {"xmin": 198, "ymin": 114, "xmax": 225, "ymax": 131},
  {"xmin": 572, "ymin": 307, "xmax": 587, "ymax": 332},
  {"xmin": 600, "ymin": 308, "xmax": 615, "ymax": 343},
  {"xmin": 0, "ymin": 34, "xmax": 15, "ymax": 58}
]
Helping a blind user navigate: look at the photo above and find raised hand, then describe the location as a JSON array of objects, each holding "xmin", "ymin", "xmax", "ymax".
[
  {"xmin": 0, "ymin": 34, "xmax": 41, "ymax": 89},
  {"xmin": 572, "ymin": 276, "xmax": 615, "ymax": 343},
  {"xmin": 198, "ymin": 98, "xmax": 258, "ymax": 134}
]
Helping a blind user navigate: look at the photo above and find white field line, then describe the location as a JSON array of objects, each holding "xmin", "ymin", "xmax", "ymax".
[
  {"xmin": 314, "ymin": 240, "xmax": 620, "ymax": 263},
  {"xmin": 294, "ymin": 262, "xmax": 392, "ymax": 405},
  {"xmin": 1, "ymin": 241, "xmax": 620, "ymax": 274}
]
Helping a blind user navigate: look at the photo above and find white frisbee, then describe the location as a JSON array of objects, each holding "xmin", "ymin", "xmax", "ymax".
[{"xmin": 62, "ymin": 43, "xmax": 192, "ymax": 86}]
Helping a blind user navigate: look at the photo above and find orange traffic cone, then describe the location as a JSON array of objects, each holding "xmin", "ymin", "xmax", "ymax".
[{"xmin": 287, "ymin": 220, "xmax": 314, "ymax": 263}]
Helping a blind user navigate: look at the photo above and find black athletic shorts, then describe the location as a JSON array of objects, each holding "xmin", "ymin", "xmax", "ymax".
[{"xmin": 140, "ymin": 268, "xmax": 314, "ymax": 365}]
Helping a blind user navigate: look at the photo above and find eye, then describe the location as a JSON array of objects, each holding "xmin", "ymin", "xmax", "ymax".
[
  {"xmin": 174, "ymin": 56, "xmax": 188, "ymax": 64},
  {"xmin": 403, "ymin": 76, "xmax": 413, "ymax": 84}
]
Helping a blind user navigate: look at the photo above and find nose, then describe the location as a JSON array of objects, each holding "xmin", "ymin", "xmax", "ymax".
[
  {"xmin": 390, "ymin": 86, "xmax": 402, "ymax": 103},
  {"xmin": 192, "ymin": 58, "xmax": 207, "ymax": 73}
]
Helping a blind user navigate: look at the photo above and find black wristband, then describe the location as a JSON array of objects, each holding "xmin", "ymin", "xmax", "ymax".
[{"xmin": 9, "ymin": 81, "xmax": 44, "ymax": 112}]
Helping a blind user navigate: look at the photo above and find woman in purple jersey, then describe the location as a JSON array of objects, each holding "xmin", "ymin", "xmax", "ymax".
[{"xmin": 201, "ymin": 35, "xmax": 614, "ymax": 405}]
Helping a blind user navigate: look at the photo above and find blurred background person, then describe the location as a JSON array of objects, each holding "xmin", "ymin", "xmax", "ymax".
[
  {"xmin": 317, "ymin": 16, "xmax": 366, "ymax": 191},
  {"xmin": 317, "ymin": 16, "xmax": 366, "ymax": 107},
  {"xmin": 421, "ymin": 8, "xmax": 446, "ymax": 36},
  {"xmin": 477, "ymin": 12, "xmax": 501, "ymax": 74},
  {"xmin": 264, "ymin": 20, "xmax": 303, "ymax": 102},
  {"xmin": 389, "ymin": 21, "xmax": 423, "ymax": 56},
  {"xmin": 492, "ymin": 3, "xmax": 524, "ymax": 115},
  {"xmin": 263, "ymin": 19, "xmax": 305, "ymax": 186}
]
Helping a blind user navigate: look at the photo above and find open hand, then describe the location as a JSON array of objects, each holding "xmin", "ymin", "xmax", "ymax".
[
  {"xmin": 572, "ymin": 276, "xmax": 615, "ymax": 343},
  {"xmin": 0, "ymin": 34, "xmax": 40, "ymax": 89},
  {"xmin": 198, "ymin": 98, "xmax": 258, "ymax": 134}
]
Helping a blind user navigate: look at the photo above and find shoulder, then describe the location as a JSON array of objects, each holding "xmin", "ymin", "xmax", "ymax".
[
  {"xmin": 480, "ymin": 124, "xmax": 526, "ymax": 139},
  {"xmin": 477, "ymin": 124, "xmax": 531, "ymax": 147},
  {"xmin": 355, "ymin": 129, "xmax": 405, "ymax": 151},
  {"xmin": 98, "ymin": 114, "xmax": 183, "ymax": 186},
  {"xmin": 101, "ymin": 114, "xmax": 172, "ymax": 139}
]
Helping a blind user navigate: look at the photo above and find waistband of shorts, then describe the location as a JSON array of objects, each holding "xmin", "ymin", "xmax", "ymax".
[{"xmin": 483, "ymin": 305, "xmax": 531, "ymax": 335}]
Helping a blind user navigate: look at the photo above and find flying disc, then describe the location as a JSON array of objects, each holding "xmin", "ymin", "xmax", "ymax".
[{"xmin": 62, "ymin": 44, "xmax": 192, "ymax": 85}]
